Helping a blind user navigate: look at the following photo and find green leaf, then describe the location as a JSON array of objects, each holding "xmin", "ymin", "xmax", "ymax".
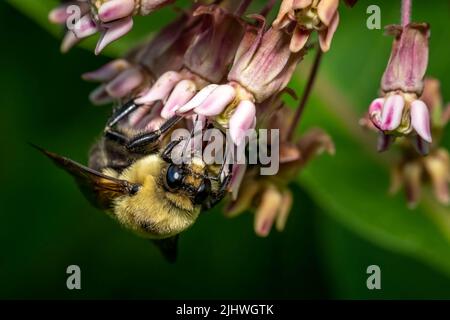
[
  {"xmin": 6, "ymin": 0, "xmax": 60, "ymax": 36},
  {"xmin": 315, "ymin": 208, "xmax": 450, "ymax": 299},
  {"xmin": 291, "ymin": 1, "xmax": 450, "ymax": 277}
]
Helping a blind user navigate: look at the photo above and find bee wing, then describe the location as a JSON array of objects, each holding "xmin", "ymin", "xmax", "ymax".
[{"xmin": 33, "ymin": 144, "xmax": 137, "ymax": 209}]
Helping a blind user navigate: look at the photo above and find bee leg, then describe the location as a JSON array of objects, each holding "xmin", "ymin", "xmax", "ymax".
[
  {"xmin": 204, "ymin": 173, "xmax": 232, "ymax": 210},
  {"xmin": 106, "ymin": 100, "xmax": 139, "ymax": 128},
  {"xmin": 217, "ymin": 173, "xmax": 232, "ymax": 198},
  {"xmin": 126, "ymin": 115, "xmax": 182, "ymax": 152},
  {"xmin": 161, "ymin": 137, "xmax": 185, "ymax": 163},
  {"xmin": 104, "ymin": 128, "xmax": 128, "ymax": 145}
]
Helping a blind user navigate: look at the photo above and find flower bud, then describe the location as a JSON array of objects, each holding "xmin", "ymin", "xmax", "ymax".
[
  {"xmin": 228, "ymin": 23, "xmax": 305, "ymax": 102},
  {"xmin": 183, "ymin": 5, "xmax": 245, "ymax": 83},
  {"xmin": 381, "ymin": 23, "xmax": 430, "ymax": 96},
  {"xmin": 225, "ymin": 104, "xmax": 334, "ymax": 236}
]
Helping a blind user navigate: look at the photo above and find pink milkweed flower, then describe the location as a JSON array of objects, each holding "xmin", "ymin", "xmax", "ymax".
[
  {"xmin": 228, "ymin": 22, "xmax": 304, "ymax": 102},
  {"xmin": 368, "ymin": 23, "xmax": 431, "ymax": 155},
  {"xmin": 272, "ymin": 0, "xmax": 352, "ymax": 52},
  {"xmin": 362, "ymin": 77, "xmax": 450, "ymax": 207},
  {"xmin": 390, "ymin": 148, "xmax": 450, "ymax": 208},
  {"xmin": 82, "ymin": 59, "xmax": 143, "ymax": 105},
  {"xmin": 225, "ymin": 105, "xmax": 335, "ymax": 237},
  {"xmin": 178, "ymin": 19, "xmax": 305, "ymax": 146},
  {"xmin": 89, "ymin": 0, "xmax": 174, "ymax": 54},
  {"xmin": 134, "ymin": 4, "xmax": 246, "ymax": 120},
  {"xmin": 49, "ymin": 0, "xmax": 174, "ymax": 54},
  {"xmin": 389, "ymin": 78, "xmax": 450, "ymax": 207},
  {"xmin": 82, "ymin": 11, "xmax": 201, "ymax": 105}
]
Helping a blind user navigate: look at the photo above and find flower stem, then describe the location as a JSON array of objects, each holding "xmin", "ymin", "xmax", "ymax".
[
  {"xmin": 235, "ymin": 0, "xmax": 253, "ymax": 16},
  {"xmin": 287, "ymin": 49, "xmax": 323, "ymax": 142},
  {"xmin": 401, "ymin": 0, "xmax": 412, "ymax": 26}
]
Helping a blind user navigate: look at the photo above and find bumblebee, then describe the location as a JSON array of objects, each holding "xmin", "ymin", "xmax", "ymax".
[{"xmin": 36, "ymin": 101, "xmax": 231, "ymax": 261}]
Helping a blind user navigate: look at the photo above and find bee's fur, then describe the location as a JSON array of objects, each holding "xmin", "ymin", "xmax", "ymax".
[{"xmin": 112, "ymin": 154, "xmax": 201, "ymax": 239}]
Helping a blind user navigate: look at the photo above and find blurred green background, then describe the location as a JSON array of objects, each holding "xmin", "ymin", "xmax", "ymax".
[{"xmin": 1, "ymin": 0, "xmax": 450, "ymax": 299}]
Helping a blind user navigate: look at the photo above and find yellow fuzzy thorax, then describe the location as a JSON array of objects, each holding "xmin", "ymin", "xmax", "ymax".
[{"xmin": 111, "ymin": 154, "xmax": 201, "ymax": 239}]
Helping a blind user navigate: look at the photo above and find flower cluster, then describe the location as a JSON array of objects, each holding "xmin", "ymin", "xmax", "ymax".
[
  {"xmin": 71, "ymin": 0, "xmax": 318, "ymax": 152},
  {"xmin": 357, "ymin": 1, "xmax": 450, "ymax": 208},
  {"xmin": 368, "ymin": 23, "xmax": 432, "ymax": 154},
  {"xmin": 273, "ymin": 0, "xmax": 357, "ymax": 52},
  {"xmin": 49, "ymin": 0, "xmax": 175, "ymax": 54},
  {"xmin": 82, "ymin": 10, "xmax": 201, "ymax": 105},
  {"xmin": 49, "ymin": 0, "xmax": 354, "ymax": 236},
  {"xmin": 226, "ymin": 103, "xmax": 334, "ymax": 236},
  {"xmin": 374, "ymin": 78, "xmax": 450, "ymax": 208}
]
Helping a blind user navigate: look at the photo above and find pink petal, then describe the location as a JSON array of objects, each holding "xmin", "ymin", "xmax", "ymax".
[
  {"xmin": 105, "ymin": 67, "xmax": 143, "ymax": 98},
  {"xmin": 145, "ymin": 116, "xmax": 165, "ymax": 131},
  {"xmin": 194, "ymin": 85, "xmax": 236, "ymax": 117},
  {"xmin": 49, "ymin": 2, "xmax": 90, "ymax": 24},
  {"xmin": 377, "ymin": 133, "xmax": 394, "ymax": 152},
  {"xmin": 135, "ymin": 71, "xmax": 182, "ymax": 104},
  {"xmin": 318, "ymin": 12, "xmax": 339, "ymax": 52},
  {"xmin": 317, "ymin": 0, "xmax": 339, "ymax": 26},
  {"xmin": 48, "ymin": 4, "xmax": 71, "ymax": 24},
  {"xmin": 290, "ymin": 27, "xmax": 310, "ymax": 53},
  {"xmin": 161, "ymin": 80, "xmax": 197, "ymax": 119},
  {"xmin": 273, "ymin": 17, "xmax": 292, "ymax": 30},
  {"xmin": 89, "ymin": 84, "xmax": 113, "ymax": 105},
  {"xmin": 275, "ymin": 190, "xmax": 293, "ymax": 231},
  {"xmin": 369, "ymin": 98, "xmax": 384, "ymax": 114},
  {"xmin": 410, "ymin": 99, "xmax": 432, "ymax": 143},
  {"xmin": 293, "ymin": 0, "xmax": 313, "ymax": 10},
  {"xmin": 411, "ymin": 135, "xmax": 429, "ymax": 156},
  {"xmin": 273, "ymin": 0, "xmax": 312, "ymax": 29},
  {"xmin": 60, "ymin": 31, "xmax": 80, "ymax": 53},
  {"xmin": 98, "ymin": 0, "xmax": 135, "ymax": 22},
  {"xmin": 250, "ymin": 116, "xmax": 256, "ymax": 130},
  {"xmin": 229, "ymin": 100, "xmax": 256, "ymax": 146},
  {"xmin": 273, "ymin": 0, "xmax": 294, "ymax": 28},
  {"xmin": 279, "ymin": 143, "xmax": 301, "ymax": 163},
  {"xmin": 128, "ymin": 102, "xmax": 159, "ymax": 127},
  {"xmin": 95, "ymin": 17, "xmax": 133, "ymax": 55},
  {"xmin": 73, "ymin": 14, "xmax": 98, "ymax": 39},
  {"xmin": 230, "ymin": 164, "xmax": 247, "ymax": 200},
  {"xmin": 368, "ymin": 98, "xmax": 384, "ymax": 130},
  {"xmin": 82, "ymin": 59, "xmax": 130, "ymax": 82},
  {"xmin": 254, "ymin": 187, "xmax": 282, "ymax": 237},
  {"xmin": 380, "ymin": 94, "xmax": 404, "ymax": 131},
  {"xmin": 177, "ymin": 84, "xmax": 219, "ymax": 113}
]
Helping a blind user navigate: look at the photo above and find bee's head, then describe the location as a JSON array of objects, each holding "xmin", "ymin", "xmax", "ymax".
[
  {"xmin": 163, "ymin": 159, "xmax": 213, "ymax": 207},
  {"xmin": 114, "ymin": 154, "xmax": 215, "ymax": 239}
]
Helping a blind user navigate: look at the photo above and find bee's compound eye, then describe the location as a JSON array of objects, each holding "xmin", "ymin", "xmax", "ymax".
[
  {"xmin": 130, "ymin": 184, "xmax": 140, "ymax": 195},
  {"xmin": 165, "ymin": 164, "xmax": 184, "ymax": 190},
  {"xmin": 194, "ymin": 179, "xmax": 211, "ymax": 205}
]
